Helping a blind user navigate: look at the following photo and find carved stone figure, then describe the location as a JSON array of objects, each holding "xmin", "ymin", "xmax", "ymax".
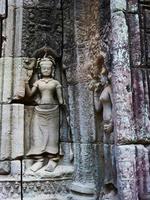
[
  {"xmin": 12, "ymin": 47, "xmax": 74, "ymax": 179},
  {"xmin": 88, "ymin": 55, "xmax": 113, "ymax": 129},
  {"xmin": 24, "ymin": 56, "xmax": 63, "ymax": 172},
  {"xmin": 89, "ymin": 55, "xmax": 117, "ymax": 199}
]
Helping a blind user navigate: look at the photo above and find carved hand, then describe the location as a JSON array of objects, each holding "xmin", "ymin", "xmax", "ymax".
[
  {"xmin": 104, "ymin": 122, "xmax": 113, "ymax": 134},
  {"xmin": 24, "ymin": 58, "xmax": 36, "ymax": 70},
  {"xmin": 24, "ymin": 69, "xmax": 33, "ymax": 83}
]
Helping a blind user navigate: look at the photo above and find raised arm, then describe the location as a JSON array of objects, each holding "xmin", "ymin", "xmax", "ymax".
[{"xmin": 25, "ymin": 82, "xmax": 37, "ymax": 97}]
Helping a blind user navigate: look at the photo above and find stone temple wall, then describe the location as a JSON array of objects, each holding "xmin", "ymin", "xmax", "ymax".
[
  {"xmin": 0, "ymin": 1, "xmax": 73, "ymax": 200},
  {"xmin": 0, "ymin": 0, "xmax": 150, "ymax": 200},
  {"xmin": 111, "ymin": 0, "xmax": 150, "ymax": 199}
]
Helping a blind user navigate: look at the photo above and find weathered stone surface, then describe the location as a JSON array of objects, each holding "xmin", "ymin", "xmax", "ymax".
[
  {"xmin": 127, "ymin": 0, "xmax": 141, "ymax": 68},
  {"xmin": 15, "ymin": 0, "xmax": 23, "ymax": 8},
  {"xmin": 23, "ymin": 0, "xmax": 39, "ymax": 7},
  {"xmin": 116, "ymin": 145, "xmax": 150, "ymax": 200},
  {"xmin": 63, "ymin": 49, "xmax": 76, "ymax": 69},
  {"xmin": 22, "ymin": 4, "xmax": 62, "ymax": 57},
  {"xmin": 132, "ymin": 68, "xmax": 150, "ymax": 143},
  {"xmin": 60, "ymin": 142, "xmax": 74, "ymax": 165},
  {"xmin": 69, "ymin": 193, "xmax": 96, "ymax": 200},
  {"xmin": 65, "ymin": 1, "xmax": 105, "ymax": 198},
  {"xmin": 70, "ymin": 143, "xmax": 96, "ymax": 195},
  {"xmin": 11, "ymin": 104, "xmax": 24, "ymax": 158},
  {"xmin": 100, "ymin": 187, "xmax": 118, "ymax": 200},
  {"xmin": 0, "ymin": 57, "xmax": 27, "ymax": 103},
  {"xmin": 1, "ymin": 0, "xmax": 150, "ymax": 199},
  {"xmin": 14, "ymin": 2, "xmax": 23, "ymax": 57},
  {"xmin": 2, "ymin": 57, "xmax": 13, "ymax": 102},
  {"xmin": 24, "ymin": 106, "xmax": 34, "ymax": 154},
  {"xmin": 93, "ymin": 144, "xmax": 104, "ymax": 192},
  {"xmin": 138, "ymin": 2, "xmax": 150, "ymax": 66},
  {"xmin": 0, "ymin": 58, "xmax": 4, "ymax": 101},
  {"xmin": 74, "ymin": 0, "xmax": 100, "ymax": 46},
  {"xmin": 127, "ymin": 0, "xmax": 138, "ymax": 13},
  {"xmin": 116, "ymin": 145, "xmax": 138, "ymax": 200},
  {"xmin": 2, "ymin": 2, "xmax": 16, "ymax": 57},
  {"xmin": 111, "ymin": 11, "xmax": 129, "ymax": 50},
  {"xmin": 2, "ymin": 0, "xmax": 62, "ymax": 57},
  {"xmin": 23, "ymin": 0, "xmax": 61, "ymax": 8},
  {"xmin": 69, "ymin": 143, "xmax": 103, "ymax": 199},
  {"xmin": 0, "ymin": 177, "xmax": 71, "ymax": 200},
  {"xmin": 103, "ymin": 144, "xmax": 116, "ymax": 186},
  {"xmin": 0, "ymin": 104, "xmax": 12, "ymax": 160},
  {"xmin": 0, "ymin": 104, "xmax": 24, "ymax": 160},
  {"xmin": 111, "ymin": 10, "xmax": 135, "ymax": 144},
  {"xmin": 63, "ymin": 0, "xmax": 101, "ymax": 85},
  {"xmin": 68, "ymin": 83, "xmax": 96, "ymax": 143},
  {"xmin": 10, "ymin": 161, "xmax": 21, "ymax": 176},
  {"xmin": 0, "ymin": 161, "xmax": 10, "ymax": 175},
  {"xmin": 0, "ymin": 0, "xmax": 7, "ymax": 16},
  {"xmin": 13, "ymin": 58, "xmax": 26, "ymax": 99},
  {"xmin": 2, "ymin": 0, "xmax": 23, "ymax": 57},
  {"xmin": 136, "ymin": 145, "xmax": 150, "ymax": 197},
  {"xmin": 128, "ymin": 14, "xmax": 141, "ymax": 67},
  {"xmin": 63, "ymin": 43, "xmax": 101, "ymax": 84},
  {"xmin": 63, "ymin": 0, "xmax": 75, "ymax": 50},
  {"xmin": 0, "ymin": 180, "xmax": 21, "ymax": 200},
  {"xmin": 111, "ymin": 0, "xmax": 126, "ymax": 12}
]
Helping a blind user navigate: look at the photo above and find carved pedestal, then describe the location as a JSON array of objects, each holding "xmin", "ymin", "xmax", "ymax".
[{"xmin": 0, "ymin": 177, "xmax": 72, "ymax": 200}]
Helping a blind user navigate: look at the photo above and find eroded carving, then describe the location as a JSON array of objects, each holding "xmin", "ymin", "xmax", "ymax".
[
  {"xmin": 89, "ymin": 55, "xmax": 117, "ymax": 199},
  {"xmin": 89, "ymin": 55, "xmax": 113, "ymax": 136},
  {"xmin": 14, "ymin": 58, "xmax": 36, "ymax": 100}
]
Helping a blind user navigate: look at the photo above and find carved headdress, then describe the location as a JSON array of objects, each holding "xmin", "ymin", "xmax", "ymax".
[
  {"xmin": 89, "ymin": 54, "xmax": 107, "ymax": 79},
  {"xmin": 13, "ymin": 47, "xmax": 58, "ymax": 100},
  {"xmin": 88, "ymin": 54, "xmax": 108, "ymax": 91},
  {"xmin": 33, "ymin": 47, "xmax": 58, "ymax": 78},
  {"xmin": 36, "ymin": 56, "xmax": 56, "ymax": 78},
  {"xmin": 32, "ymin": 46, "xmax": 58, "ymax": 60}
]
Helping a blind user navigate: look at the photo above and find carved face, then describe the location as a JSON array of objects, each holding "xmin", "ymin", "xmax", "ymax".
[{"xmin": 40, "ymin": 60, "xmax": 53, "ymax": 77}]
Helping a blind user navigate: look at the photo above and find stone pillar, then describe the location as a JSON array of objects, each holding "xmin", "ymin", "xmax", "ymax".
[
  {"xmin": 0, "ymin": 0, "xmax": 24, "ymax": 175},
  {"xmin": 63, "ymin": 0, "xmax": 102, "ymax": 199},
  {"xmin": 111, "ymin": 0, "xmax": 150, "ymax": 199},
  {"xmin": 128, "ymin": 0, "xmax": 150, "ymax": 198},
  {"xmin": 110, "ymin": 0, "xmax": 138, "ymax": 199}
]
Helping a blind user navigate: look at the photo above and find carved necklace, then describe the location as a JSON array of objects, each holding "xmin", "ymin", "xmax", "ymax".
[{"xmin": 41, "ymin": 78, "xmax": 53, "ymax": 84}]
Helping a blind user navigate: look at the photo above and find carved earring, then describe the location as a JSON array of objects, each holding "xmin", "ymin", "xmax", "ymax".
[
  {"xmin": 51, "ymin": 65, "xmax": 56, "ymax": 78},
  {"xmin": 38, "ymin": 70, "xmax": 42, "ymax": 79}
]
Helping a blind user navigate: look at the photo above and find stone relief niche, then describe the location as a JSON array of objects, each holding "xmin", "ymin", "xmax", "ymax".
[
  {"xmin": 13, "ymin": 47, "xmax": 73, "ymax": 177},
  {"xmin": 88, "ymin": 55, "xmax": 118, "ymax": 200},
  {"xmin": 0, "ymin": 48, "xmax": 74, "ymax": 199},
  {"xmin": 0, "ymin": 49, "xmax": 74, "ymax": 199}
]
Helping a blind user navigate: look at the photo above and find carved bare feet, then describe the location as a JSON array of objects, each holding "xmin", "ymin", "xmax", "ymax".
[
  {"xmin": 30, "ymin": 160, "xmax": 44, "ymax": 172},
  {"xmin": 45, "ymin": 160, "xmax": 57, "ymax": 172}
]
